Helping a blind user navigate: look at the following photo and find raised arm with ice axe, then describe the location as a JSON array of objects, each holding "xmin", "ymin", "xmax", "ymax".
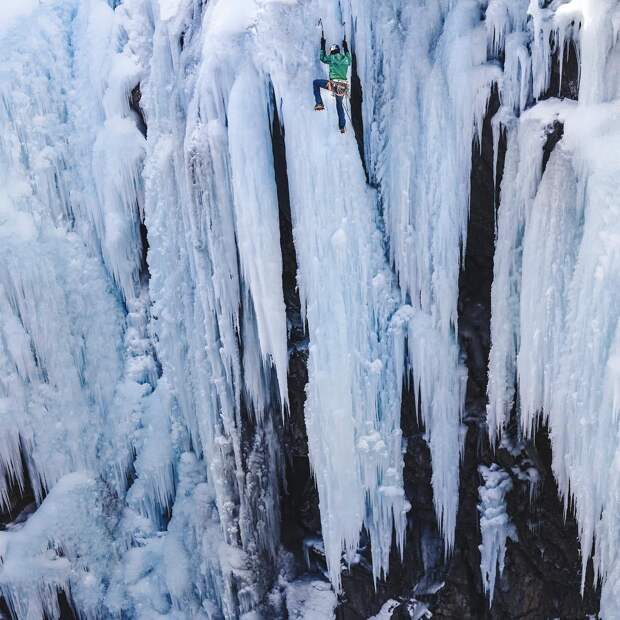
[{"xmin": 312, "ymin": 21, "xmax": 351, "ymax": 134}]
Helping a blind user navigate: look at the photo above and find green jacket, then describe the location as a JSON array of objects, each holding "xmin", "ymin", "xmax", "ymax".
[{"xmin": 320, "ymin": 51, "xmax": 352, "ymax": 81}]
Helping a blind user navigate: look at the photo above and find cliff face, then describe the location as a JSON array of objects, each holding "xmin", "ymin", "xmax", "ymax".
[
  {"xmin": 0, "ymin": 1, "xmax": 618, "ymax": 618},
  {"xmin": 325, "ymin": 42, "xmax": 599, "ymax": 619}
]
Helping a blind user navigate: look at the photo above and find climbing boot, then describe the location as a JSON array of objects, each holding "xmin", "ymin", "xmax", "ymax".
[
  {"xmin": 340, "ymin": 127, "xmax": 346, "ymax": 134},
  {"xmin": 314, "ymin": 104, "xmax": 325, "ymax": 111}
]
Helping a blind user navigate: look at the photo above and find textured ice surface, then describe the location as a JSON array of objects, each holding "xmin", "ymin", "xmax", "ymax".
[{"xmin": 487, "ymin": 0, "xmax": 620, "ymax": 613}]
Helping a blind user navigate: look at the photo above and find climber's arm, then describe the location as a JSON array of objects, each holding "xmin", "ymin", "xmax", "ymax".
[
  {"xmin": 320, "ymin": 36, "xmax": 332, "ymax": 64},
  {"xmin": 342, "ymin": 38, "xmax": 349, "ymax": 53},
  {"xmin": 342, "ymin": 38, "xmax": 352, "ymax": 65}
]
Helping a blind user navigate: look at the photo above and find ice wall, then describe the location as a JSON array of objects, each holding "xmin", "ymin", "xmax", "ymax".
[
  {"xmin": 486, "ymin": 0, "xmax": 620, "ymax": 614},
  {"xmin": 0, "ymin": 0, "xmax": 619, "ymax": 617},
  {"xmin": 0, "ymin": 2, "xmax": 157, "ymax": 616}
]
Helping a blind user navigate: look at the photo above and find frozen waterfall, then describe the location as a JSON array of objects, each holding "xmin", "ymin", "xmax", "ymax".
[{"xmin": 0, "ymin": 0, "xmax": 618, "ymax": 618}]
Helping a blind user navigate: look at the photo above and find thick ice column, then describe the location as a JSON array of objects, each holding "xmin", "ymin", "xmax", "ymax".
[
  {"xmin": 136, "ymin": 2, "xmax": 291, "ymax": 615},
  {"xmin": 227, "ymin": 64, "xmax": 289, "ymax": 411},
  {"xmin": 487, "ymin": 105, "xmax": 557, "ymax": 440},
  {"xmin": 547, "ymin": 107, "xmax": 620, "ymax": 593},
  {"xmin": 518, "ymin": 145, "xmax": 580, "ymax": 433},
  {"xmin": 276, "ymin": 104, "xmax": 406, "ymax": 588},
  {"xmin": 140, "ymin": 0, "xmax": 239, "ymax": 462},
  {"xmin": 250, "ymin": 0, "xmax": 408, "ymax": 589}
]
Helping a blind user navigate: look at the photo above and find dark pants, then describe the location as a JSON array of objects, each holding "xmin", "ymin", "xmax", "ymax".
[{"xmin": 313, "ymin": 79, "xmax": 346, "ymax": 129}]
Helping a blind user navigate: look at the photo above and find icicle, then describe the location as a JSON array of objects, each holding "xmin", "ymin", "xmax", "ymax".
[
  {"xmin": 528, "ymin": 0, "xmax": 556, "ymax": 99},
  {"xmin": 517, "ymin": 144, "xmax": 580, "ymax": 436},
  {"xmin": 485, "ymin": 0, "xmax": 529, "ymax": 58},
  {"xmin": 227, "ymin": 63, "xmax": 289, "ymax": 411},
  {"xmin": 395, "ymin": 309, "xmax": 467, "ymax": 549},
  {"xmin": 478, "ymin": 464, "xmax": 518, "ymax": 605}
]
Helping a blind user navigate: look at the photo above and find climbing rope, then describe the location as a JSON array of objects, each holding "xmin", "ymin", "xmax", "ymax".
[{"xmin": 343, "ymin": 95, "xmax": 353, "ymax": 128}]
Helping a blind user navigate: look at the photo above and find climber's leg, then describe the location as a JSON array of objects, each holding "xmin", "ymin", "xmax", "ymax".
[
  {"xmin": 336, "ymin": 95, "xmax": 346, "ymax": 130},
  {"xmin": 313, "ymin": 79, "xmax": 328, "ymax": 109}
]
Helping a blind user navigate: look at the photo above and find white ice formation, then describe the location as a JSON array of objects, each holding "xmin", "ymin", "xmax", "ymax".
[{"xmin": 478, "ymin": 464, "xmax": 517, "ymax": 605}]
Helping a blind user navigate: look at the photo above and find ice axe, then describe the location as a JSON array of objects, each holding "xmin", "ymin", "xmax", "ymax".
[{"xmin": 317, "ymin": 18, "xmax": 324, "ymax": 38}]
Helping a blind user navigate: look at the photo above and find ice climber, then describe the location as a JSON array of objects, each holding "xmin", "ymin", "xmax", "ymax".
[{"xmin": 313, "ymin": 35, "xmax": 351, "ymax": 134}]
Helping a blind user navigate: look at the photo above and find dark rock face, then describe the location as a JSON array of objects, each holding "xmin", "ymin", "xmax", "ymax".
[
  {"xmin": 271, "ymin": 94, "xmax": 323, "ymax": 561},
  {"xmin": 130, "ymin": 84, "xmax": 151, "ymax": 286},
  {"xmin": 0, "ymin": 443, "xmax": 36, "ymax": 531},
  {"xmin": 544, "ymin": 39, "xmax": 580, "ymax": 102},
  {"xmin": 129, "ymin": 85, "xmax": 147, "ymax": 139},
  {"xmin": 349, "ymin": 47, "xmax": 368, "ymax": 184}
]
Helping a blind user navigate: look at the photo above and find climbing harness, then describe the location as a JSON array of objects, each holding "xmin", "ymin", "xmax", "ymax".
[
  {"xmin": 328, "ymin": 79, "xmax": 349, "ymax": 98},
  {"xmin": 328, "ymin": 79, "xmax": 354, "ymax": 127}
]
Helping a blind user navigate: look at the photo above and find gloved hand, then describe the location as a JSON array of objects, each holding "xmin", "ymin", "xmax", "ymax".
[
  {"xmin": 342, "ymin": 37, "xmax": 348, "ymax": 53},
  {"xmin": 321, "ymin": 36, "xmax": 326, "ymax": 52}
]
